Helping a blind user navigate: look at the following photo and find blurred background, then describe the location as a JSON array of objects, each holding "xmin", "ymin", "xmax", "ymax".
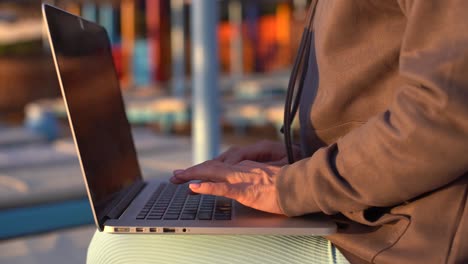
[{"xmin": 0, "ymin": 0, "xmax": 310, "ymax": 263}]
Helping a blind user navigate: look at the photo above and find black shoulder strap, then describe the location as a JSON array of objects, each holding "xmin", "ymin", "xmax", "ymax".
[{"xmin": 283, "ymin": 0, "xmax": 318, "ymax": 164}]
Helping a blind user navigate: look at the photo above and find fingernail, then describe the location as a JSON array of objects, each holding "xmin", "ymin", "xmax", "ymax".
[
  {"xmin": 189, "ymin": 183, "xmax": 200, "ymax": 189},
  {"xmin": 174, "ymin": 169, "xmax": 185, "ymax": 175}
]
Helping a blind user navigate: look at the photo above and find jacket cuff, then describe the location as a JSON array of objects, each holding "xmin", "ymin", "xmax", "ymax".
[{"xmin": 275, "ymin": 158, "xmax": 322, "ymax": 216}]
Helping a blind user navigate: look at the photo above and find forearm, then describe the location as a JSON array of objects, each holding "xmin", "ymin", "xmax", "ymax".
[{"xmin": 277, "ymin": 102, "xmax": 468, "ymax": 216}]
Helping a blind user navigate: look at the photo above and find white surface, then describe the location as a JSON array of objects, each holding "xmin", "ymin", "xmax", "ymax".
[{"xmin": 0, "ymin": 225, "xmax": 96, "ymax": 264}]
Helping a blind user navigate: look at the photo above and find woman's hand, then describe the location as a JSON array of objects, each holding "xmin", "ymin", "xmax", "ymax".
[
  {"xmin": 216, "ymin": 140, "xmax": 301, "ymax": 166},
  {"xmin": 170, "ymin": 160, "xmax": 285, "ymax": 215}
]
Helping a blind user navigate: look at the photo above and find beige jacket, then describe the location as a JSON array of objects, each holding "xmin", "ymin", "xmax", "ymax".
[{"xmin": 276, "ymin": 1, "xmax": 468, "ymax": 263}]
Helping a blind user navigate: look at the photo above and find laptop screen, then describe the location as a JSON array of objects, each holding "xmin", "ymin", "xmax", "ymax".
[{"xmin": 44, "ymin": 5, "xmax": 142, "ymax": 221}]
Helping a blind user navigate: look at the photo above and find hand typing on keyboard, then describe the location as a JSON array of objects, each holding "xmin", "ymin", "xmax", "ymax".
[{"xmin": 170, "ymin": 159, "xmax": 285, "ymax": 215}]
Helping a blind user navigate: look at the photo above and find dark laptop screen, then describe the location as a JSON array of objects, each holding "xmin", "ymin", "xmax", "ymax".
[{"xmin": 44, "ymin": 5, "xmax": 142, "ymax": 220}]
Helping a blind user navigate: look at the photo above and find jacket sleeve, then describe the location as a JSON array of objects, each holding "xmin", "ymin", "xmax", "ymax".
[{"xmin": 276, "ymin": 0, "xmax": 468, "ymax": 216}]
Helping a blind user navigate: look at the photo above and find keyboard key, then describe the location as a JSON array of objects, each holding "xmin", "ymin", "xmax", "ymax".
[
  {"xmin": 216, "ymin": 200, "xmax": 232, "ymax": 207},
  {"xmin": 150, "ymin": 212, "xmax": 165, "ymax": 216},
  {"xmin": 214, "ymin": 214, "xmax": 231, "ymax": 220},
  {"xmin": 180, "ymin": 214, "xmax": 196, "ymax": 220},
  {"xmin": 164, "ymin": 214, "xmax": 180, "ymax": 220},
  {"xmin": 149, "ymin": 214, "xmax": 163, "ymax": 218},
  {"xmin": 198, "ymin": 212, "xmax": 212, "ymax": 220}
]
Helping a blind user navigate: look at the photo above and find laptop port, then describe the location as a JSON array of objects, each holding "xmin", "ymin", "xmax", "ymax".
[
  {"xmin": 149, "ymin": 228, "xmax": 157, "ymax": 233},
  {"xmin": 163, "ymin": 228, "xmax": 176, "ymax": 233},
  {"xmin": 114, "ymin": 227, "xmax": 130, "ymax": 233},
  {"xmin": 135, "ymin": 228, "xmax": 144, "ymax": 232}
]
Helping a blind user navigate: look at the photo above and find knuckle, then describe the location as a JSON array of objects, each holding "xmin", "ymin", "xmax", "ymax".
[
  {"xmin": 202, "ymin": 160, "xmax": 220, "ymax": 169},
  {"xmin": 226, "ymin": 172, "xmax": 243, "ymax": 184},
  {"xmin": 250, "ymin": 167, "xmax": 264, "ymax": 175}
]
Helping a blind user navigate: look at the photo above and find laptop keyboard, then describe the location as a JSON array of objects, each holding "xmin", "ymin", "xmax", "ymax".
[{"xmin": 136, "ymin": 183, "xmax": 232, "ymax": 221}]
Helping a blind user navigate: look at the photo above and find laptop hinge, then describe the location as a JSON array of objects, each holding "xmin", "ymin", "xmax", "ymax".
[{"xmin": 106, "ymin": 181, "xmax": 146, "ymax": 220}]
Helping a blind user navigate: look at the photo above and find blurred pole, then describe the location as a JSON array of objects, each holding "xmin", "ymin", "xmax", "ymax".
[
  {"xmin": 99, "ymin": 4, "xmax": 117, "ymax": 44},
  {"xmin": 228, "ymin": 0, "xmax": 243, "ymax": 81},
  {"xmin": 293, "ymin": 0, "xmax": 308, "ymax": 10},
  {"xmin": 171, "ymin": 0, "xmax": 185, "ymax": 97},
  {"xmin": 146, "ymin": 0, "xmax": 160, "ymax": 83},
  {"xmin": 191, "ymin": 0, "xmax": 220, "ymax": 164},
  {"xmin": 246, "ymin": 2, "xmax": 260, "ymax": 71},
  {"xmin": 82, "ymin": 3, "xmax": 97, "ymax": 22},
  {"xmin": 121, "ymin": 0, "xmax": 136, "ymax": 87},
  {"xmin": 293, "ymin": 0, "xmax": 308, "ymax": 19},
  {"xmin": 276, "ymin": 3, "xmax": 292, "ymax": 64}
]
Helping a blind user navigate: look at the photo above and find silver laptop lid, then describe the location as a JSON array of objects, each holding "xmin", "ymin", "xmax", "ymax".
[{"xmin": 42, "ymin": 4, "xmax": 143, "ymax": 230}]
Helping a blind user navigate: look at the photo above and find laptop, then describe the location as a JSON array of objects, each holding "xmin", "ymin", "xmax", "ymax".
[{"xmin": 42, "ymin": 4, "xmax": 336, "ymax": 235}]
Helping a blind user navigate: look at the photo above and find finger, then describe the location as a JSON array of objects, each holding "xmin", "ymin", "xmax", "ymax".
[
  {"xmin": 223, "ymin": 142, "xmax": 266, "ymax": 165},
  {"xmin": 170, "ymin": 170, "xmax": 186, "ymax": 184},
  {"xmin": 187, "ymin": 188, "xmax": 200, "ymax": 195},
  {"xmin": 214, "ymin": 147, "xmax": 238, "ymax": 162},
  {"xmin": 223, "ymin": 149, "xmax": 248, "ymax": 165},
  {"xmin": 214, "ymin": 150, "xmax": 229, "ymax": 162},
  {"xmin": 218, "ymin": 146, "xmax": 250, "ymax": 165},
  {"xmin": 235, "ymin": 160, "xmax": 262, "ymax": 168},
  {"xmin": 265, "ymin": 157, "xmax": 288, "ymax": 166},
  {"xmin": 173, "ymin": 160, "xmax": 234, "ymax": 183},
  {"xmin": 170, "ymin": 175, "xmax": 187, "ymax": 184},
  {"xmin": 235, "ymin": 160, "xmax": 281, "ymax": 172},
  {"xmin": 189, "ymin": 182, "xmax": 239, "ymax": 200}
]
